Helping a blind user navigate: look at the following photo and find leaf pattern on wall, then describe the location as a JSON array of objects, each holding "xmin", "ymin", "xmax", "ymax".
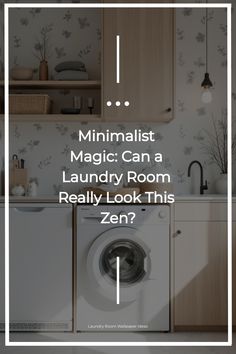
[
  {"xmin": 33, "ymin": 123, "xmax": 42, "ymax": 131},
  {"xmin": 20, "ymin": 18, "xmax": 29, "ymax": 26},
  {"xmin": 186, "ymin": 71, "xmax": 195, "ymax": 84},
  {"xmin": 13, "ymin": 36, "xmax": 21, "ymax": 48},
  {"xmin": 177, "ymin": 100, "xmax": 185, "ymax": 112},
  {"xmin": 14, "ymin": 126, "xmax": 21, "ymax": 139},
  {"xmin": 38, "ymin": 156, "xmax": 52, "ymax": 169},
  {"xmin": 196, "ymin": 32, "xmax": 205, "ymax": 43},
  {"xmin": 179, "ymin": 125, "xmax": 186, "ymax": 139},
  {"xmin": 56, "ymin": 124, "xmax": 68, "ymax": 136},
  {"xmin": 178, "ymin": 52, "xmax": 185, "ymax": 66},
  {"xmin": 63, "ymin": 10, "xmax": 72, "ymax": 22},
  {"xmin": 194, "ymin": 57, "xmax": 205, "ymax": 68},
  {"xmin": 182, "ymin": 8, "xmax": 192, "ymax": 17},
  {"xmin": 55, "ymin": 47, "xmax": 66, "ymax": 59},
  {"xmin": 62, "ymin": 30, "xmax": 72, "ymax": 39},
  {"xmin": 78, "ymin": 17, "xmax": 90, "ymax": 29},
  {"xmin": 61, "ymin": 145, "xmax": 70, "ymax": 156},
  {"xmin": 177, "ymin": 28, "xmax": 184, "ymax": 40},
  {"xmin": 196, "ymin": 107, "xmax": 206, "ymax": 116},
  {"xmin": 183, "ymin": 146, "xmax": 193, "ymax": 155},
  {"xmin": 78, "ymin": 45, "xmax": 92, "ymax": 58},
  {"xmin": 29, "ymin": 9, "xmax": 41, "ymax": 17},
  {"xmin": 28, "ymin": 140, "xmax": 40, "ymax": 151}
]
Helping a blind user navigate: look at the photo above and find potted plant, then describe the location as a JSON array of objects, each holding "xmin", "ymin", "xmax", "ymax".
[
  {"xmin": 201, "ymin": 111, "xmax": 236, "ymax": 194},
  {"xmin": 33, "ymin": 24, "xmax": 53, "ymax": 80}
]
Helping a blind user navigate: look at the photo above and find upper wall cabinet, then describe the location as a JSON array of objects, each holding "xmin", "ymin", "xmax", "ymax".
[{"xmin": 102, "ymin": 6, "xmax": 175, "ymax": 122}]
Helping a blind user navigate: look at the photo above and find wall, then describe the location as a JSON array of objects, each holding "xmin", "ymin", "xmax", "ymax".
[{"xmin": 0, "ymin": 2, "xmax": 234, "ymax": 196}]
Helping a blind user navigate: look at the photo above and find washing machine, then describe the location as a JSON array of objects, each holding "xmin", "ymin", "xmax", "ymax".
[{"xmin": 76, "ymin": 204, "xmax": 170, "ymax": 332}]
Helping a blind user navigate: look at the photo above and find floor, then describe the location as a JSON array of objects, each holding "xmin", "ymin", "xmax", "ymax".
[{"xmin": 0, "ymin": 333, "xmax": 235, "ymax": 354}]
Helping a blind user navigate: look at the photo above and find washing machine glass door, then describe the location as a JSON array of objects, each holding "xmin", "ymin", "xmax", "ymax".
[
  {"xmin": 87, "ymin": 227, "xmax": 151, "ymax": 302},
  {"xmin": 101, "ymin": 239, "xmax": 146, "ymax": 285}
]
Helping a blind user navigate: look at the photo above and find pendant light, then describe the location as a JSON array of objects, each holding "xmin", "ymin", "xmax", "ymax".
[{"xmin": 201, "ymin": 4, "xmax": 213, "ymax": 103}]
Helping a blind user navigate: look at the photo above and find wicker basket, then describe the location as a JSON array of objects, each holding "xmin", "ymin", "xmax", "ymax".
[{"xmin": 9, "ymin": 94, "xmax": 52, "ymax": 114}]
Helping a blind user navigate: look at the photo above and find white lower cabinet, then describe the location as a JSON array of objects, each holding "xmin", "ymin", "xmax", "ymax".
[
  {"xmin": 174, "ymin": 201, "xmax": 235, "ymax": 329},
  {"xmin": 0, "ymin": 203, "xmax": 73, "ymax": 332}
]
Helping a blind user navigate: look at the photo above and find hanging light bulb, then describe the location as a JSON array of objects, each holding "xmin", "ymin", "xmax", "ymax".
[
  {"xmin": 201, "ymin": 88, "xmax": 212, "ymax": 103},
  {"xmin": 201, "ymin": 73, "xmax": 213, "ymax": 103},
  {"xmin": 201, "ymin": 4, "xmax": 213, "ymax": 104}
]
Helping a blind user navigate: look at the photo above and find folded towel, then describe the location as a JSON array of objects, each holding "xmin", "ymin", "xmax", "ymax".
[
  {"xmin": 54, "ymin": 70, "xmax": 89, "ymax": 80},
  {"xmin": 55, "ymin": 61, "xmax": 86, "ymax": 72}
]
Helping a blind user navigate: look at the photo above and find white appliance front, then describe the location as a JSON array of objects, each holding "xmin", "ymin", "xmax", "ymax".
[{"xmin": 77, "ymin": 204, "xmax": 170, "ymax": 332}]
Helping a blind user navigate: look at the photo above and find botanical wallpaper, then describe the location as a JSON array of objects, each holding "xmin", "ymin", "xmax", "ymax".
[
  {"xmin": 9, "ymin": 8, "xmax": 101, "ymax": 80},
  {"xmin": 1, "ymin": 1, "xmax": 101, "ymax": 79},
  {"xmin": 0, "ymin": 2, "xmax": 235, "ymax": 195}
]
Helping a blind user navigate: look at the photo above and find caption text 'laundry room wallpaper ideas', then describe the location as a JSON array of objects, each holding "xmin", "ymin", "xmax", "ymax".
[{"xmin": 0, "ymin": 3, "xmax": 234, "ymax": 196}]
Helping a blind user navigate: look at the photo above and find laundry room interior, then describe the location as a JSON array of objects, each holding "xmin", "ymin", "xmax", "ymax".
[{"xmin": 0, "ymin": 0, "xmax": 236, "ymax": 346}]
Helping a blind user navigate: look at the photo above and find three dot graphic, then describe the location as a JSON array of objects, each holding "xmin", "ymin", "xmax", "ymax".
[{"xmin": 107, "ymin": 101, "xmax": 130, "ymax": 107}]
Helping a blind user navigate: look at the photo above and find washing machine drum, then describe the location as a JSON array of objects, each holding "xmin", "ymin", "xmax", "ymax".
[{"xmin": 87, "ymin": 227, "xmax": 151, "ymax": 302}]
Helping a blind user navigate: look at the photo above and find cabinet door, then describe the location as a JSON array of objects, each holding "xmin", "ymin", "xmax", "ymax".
[
  {"xmin": 174, "ymin": 221, "xmax": 227, "ymax": 327},
  {"xmin": 103, "ymin": 6, "xmax": 174, "ymax": 122},
  {"xmin": 9, "ymin": 204, "xmax": 73, "ymax": 331}
]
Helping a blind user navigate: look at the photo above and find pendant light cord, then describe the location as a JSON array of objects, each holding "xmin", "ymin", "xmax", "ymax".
[{"xmin": 206, "ymin": 6, "xmax": 208, "ymax": 73}]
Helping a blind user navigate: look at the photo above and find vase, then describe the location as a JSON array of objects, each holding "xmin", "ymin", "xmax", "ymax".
[
  {"xmin": 39, "ymin": 60, "xmax": 48, "ymax": 80},
  {"xmin": 215, "ymin": 173, "xmax": 227, "ymax": 194}
]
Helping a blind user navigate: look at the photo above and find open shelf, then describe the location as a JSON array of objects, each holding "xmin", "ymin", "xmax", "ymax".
[
  {"xmin": 0, "ymin": 114, "xmax": 102, "ymax": 122},
  {"xmin": 0, "ymin": 80, "xmax": 101, "ymax": 89}
]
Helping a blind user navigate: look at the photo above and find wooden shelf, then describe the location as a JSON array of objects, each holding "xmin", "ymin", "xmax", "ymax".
[
  {"xmin": 0, "ymin": 80, "xmax": 101, "ymax": 89},
  {"xmin": 0, "ymin": 114, "xmax": 102, "ymax": 122}
]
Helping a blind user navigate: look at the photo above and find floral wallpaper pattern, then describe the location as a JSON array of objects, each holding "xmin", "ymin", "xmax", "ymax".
[
  {"xmin": 0, "ymin": 2, "xmax": 235, "ymax": 195},
  {"xmin": 7, "ymin": 4, "xmax": 101, "ymax": 79}
]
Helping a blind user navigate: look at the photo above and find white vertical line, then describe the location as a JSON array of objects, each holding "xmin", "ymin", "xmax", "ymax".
[
  {"xmin": 227, "ymin": 4, "xmax": 232, "ymax": 347},
  {"xmin": 4, "ymin": 4, "xmax": 10, "ymax": 346},
  {"xmin": 116, "ymin": 256, "xmax": 120, "ymax": 304},
  {"xmin": 116, "ymin": 35, "xmax": 120, "ymax": 84}
]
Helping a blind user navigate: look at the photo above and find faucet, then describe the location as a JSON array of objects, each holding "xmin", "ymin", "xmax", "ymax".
[{"xmin": 187, "ymin": 160, "xmax": 208, "ymax": 195}]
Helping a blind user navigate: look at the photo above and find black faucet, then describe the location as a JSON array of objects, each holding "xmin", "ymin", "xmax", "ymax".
[{"xmin": 187, "ymin": 160, "xmax": 208, "ymax": 195}]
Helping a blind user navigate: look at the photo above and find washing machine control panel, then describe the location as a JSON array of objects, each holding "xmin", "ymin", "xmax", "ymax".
[{"xmin": 78, "ymin": 205, "xmax": 169, "ymax": 224}]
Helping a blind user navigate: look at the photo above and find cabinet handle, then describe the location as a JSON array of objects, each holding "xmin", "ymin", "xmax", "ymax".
[
  {"xmin": 166, "ymin": 108, "xmax": 172, "ymax": 112},
  {"xmin": 174, "ymin": 230, "xmax": 182, "ymax": 237},
  {"xmin": 14, "ymin": 207, "xmax": 45, "ymax": 213}
]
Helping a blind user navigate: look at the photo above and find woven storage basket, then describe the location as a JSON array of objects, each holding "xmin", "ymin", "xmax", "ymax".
[{"xmin": 9, "ymin": 94, "xmax": 52, "ymax": 114}]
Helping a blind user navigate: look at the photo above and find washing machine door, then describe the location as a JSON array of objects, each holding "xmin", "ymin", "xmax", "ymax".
[{"xmin": 87, "ymin": 227, "xmax": 151, "ymax": 302}]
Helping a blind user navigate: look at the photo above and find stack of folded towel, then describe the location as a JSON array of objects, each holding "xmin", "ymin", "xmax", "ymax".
[{"xmin": 54, "ymin": 61, "xmax": 89, "ymax": 80}]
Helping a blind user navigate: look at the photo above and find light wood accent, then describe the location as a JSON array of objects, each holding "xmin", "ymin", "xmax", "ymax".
[
  {"xmin": 0, "ymin": 114, "xmax": 101, "ymax": 122},
  {"xmin": 10, "ymin": 167, "xmax": 28, "ymax": 192},
  {"xmin": 103, "ymin": 7, "xmax": 174, "ymax": 122},
  {"xmin": 174, "ymin": 221, "xmax": 227, "ymax": 327},
  {"xmin": 0, "ymin": 80, "xmax": 101, "ymax": 89}
]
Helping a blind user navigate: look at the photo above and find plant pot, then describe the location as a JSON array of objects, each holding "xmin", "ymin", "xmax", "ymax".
[
  {"xmin": 215, "ymin": 173, "xmax": 227, "ymax": 194},
  {"xmin": 39, "ymin": 60, "xmax": 48, "ymax": 80}
]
